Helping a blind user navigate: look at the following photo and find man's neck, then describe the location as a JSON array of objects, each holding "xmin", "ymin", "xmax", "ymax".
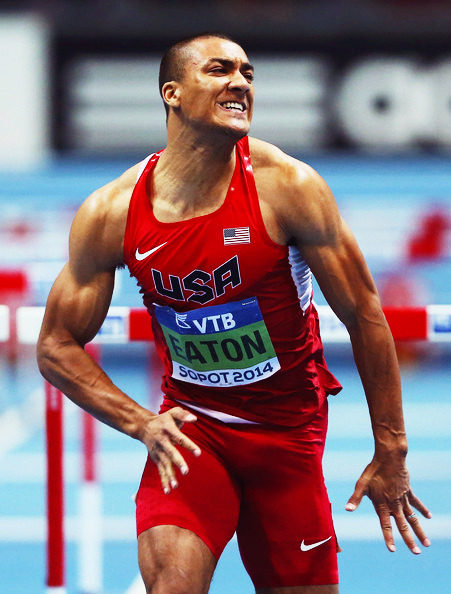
[{"xmin": 153, "ymin": 128, "xmax": 240, "ymax": 211}]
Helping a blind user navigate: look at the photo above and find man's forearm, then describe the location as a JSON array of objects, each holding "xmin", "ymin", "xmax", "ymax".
[
  {"xmin": 37, "ymin": 336, "xmax": 155, "ymax": 441},
  {"xmin": 347, "ymin": 312, "xmax": 408, "ymax": 458}
]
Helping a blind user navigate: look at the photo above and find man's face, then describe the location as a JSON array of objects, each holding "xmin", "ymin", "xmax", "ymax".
[{"xmin": 174, "ymin": 37, "xmax": 254, "ymax": 139}]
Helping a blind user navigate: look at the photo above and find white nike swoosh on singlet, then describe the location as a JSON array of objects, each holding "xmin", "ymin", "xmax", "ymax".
[
  {"xmin": 135, "ymin": 242, "xmax": 168, "ymax": 261},
  {"xmin": 300, "ymin": 536, "xmax": 332, "ymax": 551}
]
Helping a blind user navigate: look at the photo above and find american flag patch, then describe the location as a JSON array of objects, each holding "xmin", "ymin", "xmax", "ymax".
[{"xmin": 223, "ymin": 227, "xmax": 251, "ymax": 245}]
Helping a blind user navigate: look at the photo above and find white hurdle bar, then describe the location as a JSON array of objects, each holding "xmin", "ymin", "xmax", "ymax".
[
  {"xmin": 0, "ymin": 305, "xmax": 9, "ymax": 342},
  {"xmin": 11, "ymin": 304, "xmax": 451, "ymax": 345}
]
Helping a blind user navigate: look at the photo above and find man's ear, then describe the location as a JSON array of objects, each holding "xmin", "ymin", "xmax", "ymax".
[{"xmin": 162, "ymin": 81, "xmax": 181, "ymax": 109}]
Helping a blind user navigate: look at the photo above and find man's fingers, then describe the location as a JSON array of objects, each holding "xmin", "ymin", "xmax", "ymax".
[
  {"xmin": 168, "ymin": 407, "xmax": 198, "ymax": 428},
  {"xmin": 393, "ymin": 510, "xmax": 422, "ymax": 554},
  {"xmin": 153, "ymin": 450, "xmax": 174, "ymax": 495},
  {"xmin": 185, "ymin": 438, "xmax": 202, "ymax": 457},
  {"xmin": 172, "ymin": 431, "xmax": 202, "ymax": 457},
  {"xmin": 145, "ymin": 408, "xmax": 202, "ymax": 493},
  {"xmin": 377, "ymin": 503, "xmax": 431, "ymax": 554},
  {"xmin": 151, "ymin": 440, "xmax": 188, "ymax": 493},
  {"xmin": 345, "ymin": 479, "xmax": 366, "ymax": 511},
  {"xmin": 408, "ymin": 491, "xmax": 433, "ymax": 519},
  {"xmin": 350, "ymin": 460, "xmax": 432, "ymax": 553},
  {"xmin": 406, "ymin": 490, "xmax": 432, "ymax": 547},
  {"xmin": 404, "ymin": 507, "xmax": 431, "ymax": 548},
  {"xmin": 150, "ymin": 433, "xmax": 201, "ymax": 491},
  {"xmin": 166, "ymin": 438, "xmax": 194, "ymax": 477},
  {"xmin": 166, "ymin": 409, "xmax": 202, "ymax": 456},
  {"xmin": 376, "ymin": 507, "xmax": 396, "ymax": 552}
]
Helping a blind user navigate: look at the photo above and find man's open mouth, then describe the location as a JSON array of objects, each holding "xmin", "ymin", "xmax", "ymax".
[{"xmin": 220, "ymin": 101, "xmax": 246, "ymax": 112}]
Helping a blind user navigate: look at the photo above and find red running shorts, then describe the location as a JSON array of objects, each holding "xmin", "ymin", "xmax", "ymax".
[{"xmin": 135, "ymin": 400, "xmax": 338, "ymax": 588}]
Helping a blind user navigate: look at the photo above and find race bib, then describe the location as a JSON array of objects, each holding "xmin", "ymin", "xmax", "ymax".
[{"xmin": 154, "ymin": 297, "xmax": 280, "ymax": 387}]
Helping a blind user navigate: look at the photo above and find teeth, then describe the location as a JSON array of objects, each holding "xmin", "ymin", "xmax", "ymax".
[{"xmin": 222, "ymin": 101, "xmax": 244, "ymax": 111}]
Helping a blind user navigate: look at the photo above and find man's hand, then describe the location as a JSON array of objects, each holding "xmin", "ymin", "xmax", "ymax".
[
  {"xmin": 345, "ymin": 456, "xmax": 432, "ymax": 554},
  {"xmin": 140, "ymin": 407, "xmax": 201, "ymax": 494}
]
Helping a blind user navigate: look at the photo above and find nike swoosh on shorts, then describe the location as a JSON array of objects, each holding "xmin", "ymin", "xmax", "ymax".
[
  {"xmin": 300, "ymin": 536, "xmax": 332, "ymax": 551},
  {"xmin": 135, "ymin": 242, "xmax": 168, "ymax": 261}
]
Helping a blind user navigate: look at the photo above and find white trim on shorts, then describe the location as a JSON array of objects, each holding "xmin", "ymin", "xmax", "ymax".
[{"xmin": 174, "ymin": 399, "xmax": 261, "ymax": 424}]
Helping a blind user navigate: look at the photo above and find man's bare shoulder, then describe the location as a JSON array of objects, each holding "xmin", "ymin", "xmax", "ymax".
[
  {"xmin": 248, "ymin": 137, "xmax": 340, "ymax": 245},
  {"xmin": 83, "ymin": 162, "xmax": 141, "ymax": 222},
  {"xmin": 70, "ymin": 161, "xmax": 143, "ymax": 268},
  {"xmin": 248, "ymin": 137, "xmax": 320, "ymax": 194}
]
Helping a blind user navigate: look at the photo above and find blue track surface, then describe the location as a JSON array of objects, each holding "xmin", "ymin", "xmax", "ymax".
[{"xmin": 1, "ymin": 346, "xmax": 449, "ymax": 593}]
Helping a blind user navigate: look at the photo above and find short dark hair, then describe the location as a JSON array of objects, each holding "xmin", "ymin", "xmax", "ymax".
[{"xmin": 158, "ymin": 33, "xmax": 240, "ymax": 116}]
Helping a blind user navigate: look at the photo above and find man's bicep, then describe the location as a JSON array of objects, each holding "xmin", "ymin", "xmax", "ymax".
[
  {"xmin": 300, "ymin": 220, "xmax": 381, "ymax": 327},
  {"xmin": 41, "ymin": 188, "xmax": 122, "ymax": 346},
  {"xmin": 40, "ymin": 261, "xmax": 115, "ymax": 348}
]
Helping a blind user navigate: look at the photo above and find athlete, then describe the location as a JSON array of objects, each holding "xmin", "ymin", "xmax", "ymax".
[{"xmin": 37, "ymin": 34, "xmax": 431, "ymax": 593}]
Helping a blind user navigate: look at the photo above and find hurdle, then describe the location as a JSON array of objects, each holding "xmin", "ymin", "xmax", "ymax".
[
  {"xmin": 0, "ymin": 269, "xmax": 29, "ymax": 361},
  {"xmin": 11, "ymin": 304, "xmax": 451, "ymax": 592}
]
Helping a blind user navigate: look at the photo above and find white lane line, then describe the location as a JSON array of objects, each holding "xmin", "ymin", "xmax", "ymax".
[
  {"xmin": 333, "ymin": 513, "xmax": 448, "ymax": 540},
  {"xmin": 1, "ymin": 450, "xmax": 450, "ymax": 482},
  {"xmin": 328, "ymin": 402, "xmax": 451, "ymax": 439},
  {"xmin": 0, "ymin": 516, "xmax": 134, "ymax": 542},
  {"xmin": 0, "ymin": 514, "xmax": 449, "ymax": 542},
  {"xmin": 0, "ymin": 399, "xmax": 448, "ymax": 463},
  {"xmin": 323, "ymin": 450, "xmax": 451, "ymax": 481},
  {"xmin": 0, "ymin": 451, "xmax": 146, "ymax": 482}
]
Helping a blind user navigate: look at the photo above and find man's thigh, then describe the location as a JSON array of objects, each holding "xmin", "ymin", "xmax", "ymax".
[
  {"xmin": 234, "ymin": 404, "xmax": 338, "ymax": 589},
  {"xmin": 138, "ymin": 525, "xmax": 216, "ymax": 594}
]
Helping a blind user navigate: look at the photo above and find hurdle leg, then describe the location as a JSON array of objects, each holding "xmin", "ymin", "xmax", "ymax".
[{"xmin": 45, "ymin": 381, "xmax": 66, "ymax": 593}]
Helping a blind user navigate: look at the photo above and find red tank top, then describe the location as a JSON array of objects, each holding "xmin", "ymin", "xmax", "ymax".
[{"xmin": 124, "ymin": 137, "xmax": 341, "ymax": 427}]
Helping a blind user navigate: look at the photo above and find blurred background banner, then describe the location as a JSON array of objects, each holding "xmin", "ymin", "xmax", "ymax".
[
  {"xmin": 2, "ymin": 0, "xmax": 451, "ymax": 158},
  {"xmin": 52, "ymin": 0, "xmax": 451, "ymax": 154},
  {"xmin": 1, "ymin": 2, "xmax": 451, "ymax": 593},
  {"xmin": 0, "ymin": 13, "xmax": 50, "ymax": 168}
]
